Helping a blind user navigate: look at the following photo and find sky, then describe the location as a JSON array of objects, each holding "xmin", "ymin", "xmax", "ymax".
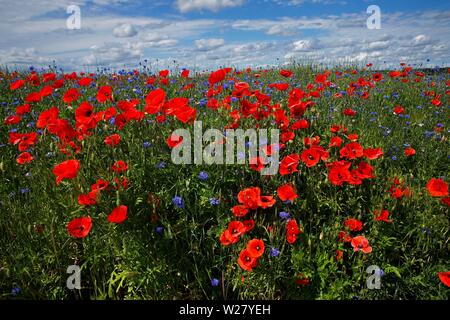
[{"xmin": 0, "ymin": 0, "xmax": 449, "ymax": 71}]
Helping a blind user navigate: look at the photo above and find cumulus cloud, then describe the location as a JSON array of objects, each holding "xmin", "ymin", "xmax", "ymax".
[
  {"xmin": 82, "ymin": 43, "xmax": 142, "ymax": 66},
  {"xmin": 292, "ymin": 39, "xmax": 321, "ymax": 51},
  {"xmin": 175, "ymin": 0, "xmax": 245, "ymax": 12},
  {"xmin": 113, "ymin": 23, "xmax": 138, "ymax": 38},
  {"xmin": 194, "ymin": 38, "xmax": 225, "ymax": 51}
]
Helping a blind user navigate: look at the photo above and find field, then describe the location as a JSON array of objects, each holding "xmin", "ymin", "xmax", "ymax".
[{"xmin": 0, "ymin": 64, "xmax": 449, "ymax": 300}]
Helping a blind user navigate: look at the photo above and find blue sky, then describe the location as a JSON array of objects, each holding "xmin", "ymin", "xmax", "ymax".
[{"xmin": 0, "ymin": 0, "xmax": 449, "ymax": 71}]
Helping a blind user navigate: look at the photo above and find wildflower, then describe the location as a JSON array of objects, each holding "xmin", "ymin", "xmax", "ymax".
[
  {"xmin": 107, "ymin": 205, "xmax": 128, "ymax": 224},
  {"xmin": 67, "ymin": 216, "xmax": 92, "ymax": 238},
  {"xmin": 270, "ymin": 247, "xmax": 280, "ymax": 257},
  {"xmin": 211, "ymin": 278, "xmax": 220, "ymax": 287},
  {"xmin": 172, "ymin": 196, "xmax": 184, "ymax": 209},
  {"xmin": 198, "ymin": 171, "xmax": 209, "ymax": 181}
]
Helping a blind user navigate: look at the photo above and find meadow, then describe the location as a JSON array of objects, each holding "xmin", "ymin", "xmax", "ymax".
[{"xmin": 0, "ymin": 63, "xmax": 449, "ymax": 300}]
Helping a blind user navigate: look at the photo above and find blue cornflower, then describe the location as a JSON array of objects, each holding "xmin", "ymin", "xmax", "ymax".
[
  {"xmin": 209, "ymin": 198, "xmax": 220, "ymax": 206},
  {"xmin": 199, "ymin": 171, "xmax": 209, "ymax": 181},
  {"xmin": 172, "ymin": 196, "xmax": 184, "ymax": 209},
  {"xmin": 270, "ymin": 247, "xmax": 280, "ymax": 257},
  {"xmin": 21, "ymin": 188, "xmax": 30, "ymax": 194},
  {"xmin": 155, "ymin": 226, "xmax": 164, "ymax": 234},
  {"xmin": 211, "ymin": 278, "xmax": 220, "ymax": 287},
  {"xmin": 375, "ymin": 269, "xmax": 385, "ymax": 277},
  {"xmin": 11, "ymin": 287, "xmax": 20, "ymax": 297},
  {"xmin": 279, "ymin": 211, "xmax": 290, "ymax": 220},
  {"xmin": 157, "ymin": 162, "xmax": 166, "ymax": 169},
  {"xmin": 143, "ymin": 141, "xmax": 152, "ymax": 148}
]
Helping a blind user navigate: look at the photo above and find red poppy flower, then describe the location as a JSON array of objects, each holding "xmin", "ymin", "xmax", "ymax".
[
  {"xmin": 231, "ymin": 205, "xmax": 249, "ymax": 217},
  {"xmin": 246, "ymin": 239, "xmax": 265, "ymax": 258},
  {"xmin": 220, "ymin": 229, "xmax": 239, "ymax": 246},
  {"xmin": 166, "ymin": 134, "xmax": 183, "ymax": 148},
  {"xmin": 393, "ymin": 106, "xmax": 404, "ymax": 115},
  {"xmin": 104, "ymin": 134, "xmax": 121, "ymax": 146},
  {"xmin": 91, "ymin": 179, "xmax": 109, "ymax": 192},
  {"xmin": 40, "ymin": 85, "xmax": 53, "ymax": 97},
  {"xmin": 16, "ymin": 104, "xmax": 30, "ymax": 115},
  {"xmin": 259, "ymin": 195, "xmax": 276, "ymax": 209},
  {"xmin": 372, "ymin": 73, "xmax": 383, "ymax": 82},
  {"xmin": 37, "ymin": 107, "xmax": 59, "ymax": 129},
  {"xmin": 301, "ymin": 146, "xmax": 328, "ymax": 167},
  {"xmin": 279, "ymin": 153, "xmax": 300, "ymax": 175},
  {"xmin": 4, "ymin": 115, "xmax": 21, "ymax": 125},
  {"xmin": 426, "ymin": 178, "xmax": 448, "ymax": 197},
  {"xmin": 442, "ymin": 197, "xmax": 450, "ymax": 207},
  {"xmin": 75, "ymin": 102, "xmax": 96, "ymax": 127},
  {"xmin": 338, "ymin": 231, "xmax": 352, "ymax": 243},
  {"xmin": 78, "ymin": 77, "xmax": 93, "ymax": 86},
  {"xmin": 181, "ymin": 69, "xmax": 190, "ymax": 78},
  {"xmin": 67, "ymin": 216, "xmax": 92, "ymax": 238},
  {"xmin": 228, "ymin": 220, "xmax": 246, "ymax": 236},
  {"xmin": 97, "ymin": 85, "xmax": 113, "ymax": 103},
  {"xmin": 334, "ymin": 250, "xmax": 344, "ymax": 262},
  {"xmin": 351, "ymin": 236, "xmax": 372, "ymax": 254},
  {"xmin": 238, "ymin": 187, "xmax": 261, "ymax": 210},
  {"xmin": 78, "ymin": 191, "xmax": 98, "ymax": 206},
  {"xmin": 16, "ymin": 152, "xmax": 33, "ymax": 165},
  {"xmin": 111, "ymin": 160, "xmax": 128, "ymax": 174},
  {"xmin": 277, "ymin": 184, "xmax": 298, "ymax": 202},
  {"xmin": 404, "ymin": 147, "xmax": 416, "ymax": 157},
  {"xmin": 329, "ymin": 136, "xmax": 343, "ymax": 148},
  {"xmin": 295, "ymin": 276, "xmax": 310, "ymax": 286},
  {"xmin": 145, "ymin": 88, "xmax": 166, "ymax": 114},
  {"xmin": 53, "ymin": 159, "xmax": 80, "ymax": 185},
  {"xmin": 237, "ymin": 249, "xmax": 258, "ymax": 271},
  {"xmin": 286, "ymin": 219, "xmax": 301, "ymax": 244},
  {"xmin": 373, "ymin": 209, "xmax": 392, "ymax": 223},
  {"xmin": 107, "ymin": 205, "xmax": 128, "ymax": 224},
  {"xmin": 328, "ymin": 160, "xmax": 351, "ymax": 186},
  {"xmin": 243, "ymin": 219, "xmax": 255, "ymax": 232},
  {"xmin": 344, "ymin": 218, "xmax": 363, "ymax": 232},
  {"xmin": 343, "ymin": 108, "xmax": 356, "ymax": 117},
  {"xmin": 363, "ymin": 147, "xmax": 384, "ymax": 160},
  {"xmin": 340, "ymin": 142, "xmax": 363, "ymax": 160},
  {"xmin": 280, "ymin": 69, "xmax": 293, "ymax": 78},
  {"xmin": 10, "ymin": 79, "xmax": 25, "ymax": 90},
  {"xmin": 249, "ymin": 156, "xmax": 265, "ymax": 172},
  {"xmin": 438, "ymin": 272, "xmax": 450, "ymax": 287},
  {"xmin": 25, "ymin": 92, "xmax": 41, "ymax": 103},
  {"xmin": 159, "ymin": 69, "xmax": 169, "ymax": 78},
  {"xmin": 208, "ymin": 68, "xmax": 227, "ymax": 86},
  {"xmin": 63, "ymin": 88, "xmax": 80, "ymax": 104}
]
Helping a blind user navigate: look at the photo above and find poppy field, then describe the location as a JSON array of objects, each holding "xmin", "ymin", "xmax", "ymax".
[{"xmin": 0, "ymin": 64, "xmax": 449, "ymax": 300}]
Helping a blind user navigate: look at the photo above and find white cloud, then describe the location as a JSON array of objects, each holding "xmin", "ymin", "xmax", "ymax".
[
  {"xmin": 175, "ymin": 0, "xmax": 245, "ymax": 12},
  {"xmin": 82, "ymin": 42, "xmax": 142, "ymax": 66},
  {"xmin": 194, "ymin": 38, "xmax": 225, "ymax": 50},
  {"xmin": 292, "ymin": 39, "xmax": 321, "ymax": 51},
  {"xmin": 113, "ymin": 23, "xmax": 138, "ymax": 38},
  {"xmin": 266, "ymin": 24, "xmax": 299, "ymax": 36}
]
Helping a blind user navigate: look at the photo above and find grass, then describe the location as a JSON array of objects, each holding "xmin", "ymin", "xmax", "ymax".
[{"xmin": 0, "ymin": 64, "xmax": 449, "ymax": 299}]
